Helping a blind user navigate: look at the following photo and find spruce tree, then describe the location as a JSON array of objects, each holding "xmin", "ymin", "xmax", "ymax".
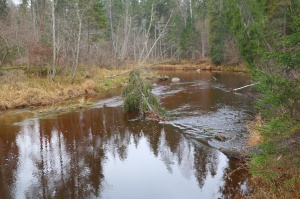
[
  {"xmin": 207, "ymin": 0, "xmax": 226, "ymax": 65},
  {"xmin": 179, "ymin": 11, "xmax": 198, "ymax": 59}
]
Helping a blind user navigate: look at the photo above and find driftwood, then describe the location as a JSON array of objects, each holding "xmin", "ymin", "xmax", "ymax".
[{"xmin": 232, "ymin": 83, "xmax": 258, "ymax": 92}]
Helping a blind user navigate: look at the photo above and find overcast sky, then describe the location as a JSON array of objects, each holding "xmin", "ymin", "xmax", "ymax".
[{"xmin": 12, "ymin": 0, "xmax": 21, "ymax": 5}]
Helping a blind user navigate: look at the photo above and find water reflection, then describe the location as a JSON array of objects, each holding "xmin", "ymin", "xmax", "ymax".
[{"xmin": 0, "ymin": 71, "xmax": 252, "ymax": 198}]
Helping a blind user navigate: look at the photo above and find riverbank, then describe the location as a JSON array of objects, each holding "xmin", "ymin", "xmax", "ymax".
[
  {"xmin": 0, "ymin": 67, "xmax": 130, "ymax": 112},
  {"xmin": 245, "ymin": 116, "xmax": 300, "ymax": 199},
  {"xmin": 215, "ymin": 113, "xmax": 300, "ymax": 198},
  {"xmin": 148, "ymin": 59, "xmax": 248, "ymax": 72},
  {"xmin": 0, "ymin": 61, "xmax": 248, "ymax": 112}
]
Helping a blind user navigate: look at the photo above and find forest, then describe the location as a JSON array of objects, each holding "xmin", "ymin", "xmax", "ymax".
[
  {"xmin": 0, "ymin": 0, "xmax": 244, "ymax": 74},
  {"xmin": 0, "ymin": 0, "xmax": 300, "ymax": 198}
]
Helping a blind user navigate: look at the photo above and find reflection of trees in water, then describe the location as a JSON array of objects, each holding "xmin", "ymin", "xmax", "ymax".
[
  {"xmin": 0, "ymin": 125, "xmax": 19, "ymax": 199},
  {"xmin": 5, "ymin": 106, "xmax": 248, "ymax": 198},
  {"xmin": 193, "ymin": 143, "xmax": 219, "ymax": 188},
  {"xmin": 219, "ymin": 160, "xmax": 250, "ymax": 198},
  {"xmin": 158, "ymin": 128, "xmax": 176, "ymax": 173},
  {"xmin": 12, "ymin": 114, "xmax": 107, "ymax": 198}
]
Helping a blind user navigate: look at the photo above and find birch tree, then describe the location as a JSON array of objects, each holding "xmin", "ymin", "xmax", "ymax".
[{"xmin": 51, "ymin": 0, "xmax": 56, "ymax": 80}]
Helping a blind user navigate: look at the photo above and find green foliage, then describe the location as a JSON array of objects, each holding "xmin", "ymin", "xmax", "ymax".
[
  {"xmin": 88, "ymin": 0, "xmax": 107, "ymax": 29},
  {"xmin": 122, "ymin": 70, "xmax": 160, "ymax": 116},
  {"xmin": 224, "ymin": 0, "xmax": 274, "ymax": 68},
  {"xmin": 254, "ymin": 11, "xmax": 300, "ymax": 120},
  {"xmin": 154, "ymin": 0, "xmax": 173, "ymax": 19},
  {"xmin": 274, "ymin": 14, "xmax": 300, "ymax": 70},
  {"xmin": 254, "ymin": 71, "xmax": 300, "ymax": 118},
  {"xmin": 19, "ymin": 0, "xmax": 28, "ymax": 15},
  {"xmin": 224, "ymin": 0, "xmax": 300, "ymax": 121},
  {"xmin": 179, "ymin": 14, "xmax": 198, "ymax": 58},
  {"xmin": 224, "ymin": 1, "xmax": 300, "ymax": 191},
  {"xmin": 0, "ymin": 0, "xmax": 8, "ymax": 19},
  {"xmin": 207, "ymin": 0, "xmax": 227, "ymax": 65},
  {"xmin": 0, "ymin": 37, "xmax": 20, "ymax": 65},
  {"xmin": 261, "ymin": 116, "xmax": 294, "ymax": 139},
  {"xmin": 167, "ymin": 12, "xmax": 182, "ymax": 48}
]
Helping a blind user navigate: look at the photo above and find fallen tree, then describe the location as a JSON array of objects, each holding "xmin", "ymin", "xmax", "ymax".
[{"xmin": 122, "ymin": 70, "xmax": 163, "ymax": 120}]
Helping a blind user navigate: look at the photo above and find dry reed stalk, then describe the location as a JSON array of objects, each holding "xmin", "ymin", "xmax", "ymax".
[{"xmin": 246, "ymin": 114, "xmax": 264, "ymax": 146}]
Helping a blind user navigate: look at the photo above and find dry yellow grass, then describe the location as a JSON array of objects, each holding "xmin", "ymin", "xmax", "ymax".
[
  {"xmin": 246, "ymin": 179, "xmax": 300, "ymax": 199},
  {"xmin": 148, "ymin": 59, "xmax": 248, "ymax": 72},
  {"xmin": 246, "ymin": 114, "xmax": 264, "ymax": 146},
  {"xmin": 247, "ymin": 163, "xmax": 300, "ymax": 199},
  {"xmin": 0, "ymin": 67, "xmax": 130, "ymax": 111}
]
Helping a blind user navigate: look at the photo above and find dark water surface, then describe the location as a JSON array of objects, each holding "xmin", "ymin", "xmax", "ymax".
[{"xmin": 0, "ymin": 71, "xmax": 253, "ymax": 199}]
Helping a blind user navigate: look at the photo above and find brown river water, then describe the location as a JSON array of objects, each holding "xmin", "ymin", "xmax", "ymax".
[{"xmin": 0, "ymin": 70, "xmax": 254, "ymax": 199}]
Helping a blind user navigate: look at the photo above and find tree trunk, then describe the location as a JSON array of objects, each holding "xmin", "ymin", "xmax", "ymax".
[
  {"xmin": 201, "ymin": 20, "xmax": 205, "ymax": 58},
  {"xmin": 72, "ymin": 3, "xmax": 82, "ymax": 83},
  {"xmin": 109, "ymin": 0, "xmax": 115, "ymax": 59},
  {"xmin": 51, "ymin": 0, "xmax": 56, "ymax": 81}
]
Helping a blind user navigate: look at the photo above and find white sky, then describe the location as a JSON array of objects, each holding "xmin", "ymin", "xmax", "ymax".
[{"xmin": 11, "ymin": 0, "xmax": 21, "ymax": 5}]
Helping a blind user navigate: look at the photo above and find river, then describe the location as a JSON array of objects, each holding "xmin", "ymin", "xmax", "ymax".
[{"xmin": 0, "ymin": 70, "xmax": 254, "ymax": 199}]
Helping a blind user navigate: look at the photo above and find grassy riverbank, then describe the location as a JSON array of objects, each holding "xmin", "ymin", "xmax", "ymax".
[
  {"xmin": 246, "ymin": 116, "xmax": 300, "ymax": 198},
  {"xmin": 149, "ymin": 59, "xmax": 248, "ymax": 72},
  {"xmin": 0, "ymin": 67, "xmax": 130, "ymax": 112}
]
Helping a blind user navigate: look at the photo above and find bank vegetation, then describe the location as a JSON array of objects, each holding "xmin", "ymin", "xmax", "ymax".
[{"xmin": 0, "ymin": 66, "xmax": 129, "ymax": 111}]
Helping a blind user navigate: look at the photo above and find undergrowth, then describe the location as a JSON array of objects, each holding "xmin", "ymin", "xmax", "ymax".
[{"xmin": 247, "ymin": 116, "xmax": 300, "ymax": 199}]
